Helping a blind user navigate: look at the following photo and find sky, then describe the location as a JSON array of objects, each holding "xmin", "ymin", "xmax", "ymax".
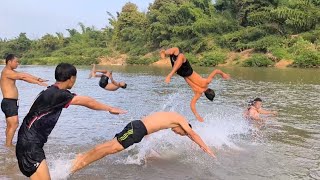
[{"xmin": 0, "ymin": 0, "xmax": 154, "ymax": 39}]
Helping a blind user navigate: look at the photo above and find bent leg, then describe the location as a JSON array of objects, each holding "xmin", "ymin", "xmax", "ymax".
[
  {"xmin": 30, "ymin": 160, "xmax": 50, "ymax": 180},
  {"xmin": 71, "ymin": 138, "xmax": 124, "ymax": 173},
  {"xmin": 5, "ymin": 116, "xmax": 18, "ymax": 147},
  {"xmin": 105, "ymin": 83, "xmax": 120, "ymax": 91}
]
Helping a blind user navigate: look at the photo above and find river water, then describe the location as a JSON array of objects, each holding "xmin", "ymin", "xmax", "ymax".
[{"xmin": 0, "ymin": 65, "xmax": 319, "ymax": 180}]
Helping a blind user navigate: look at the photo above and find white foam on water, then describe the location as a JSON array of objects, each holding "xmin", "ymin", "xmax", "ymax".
[
  {"xmin": 116, "ymin": 93, "xmax": 252, "ymax": 165},
  {"xmin": 48, "ymin": 157, "xmax": 72, "ymax": 180}
]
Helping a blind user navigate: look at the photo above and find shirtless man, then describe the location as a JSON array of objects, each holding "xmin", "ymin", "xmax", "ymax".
[
  {"xmin": 161, "ymin": 48, "xmax": 230, "ymax": 122},
  {"xmin": 16, "ymin": 63, "xmax": 126, "ymax": 180},
  {"xmin": 71, "ymin": 111, "xmax": 215, "ymax": 173},
  {"xmin": 244, "ymin": 98, "xmax": 278, "ymax": 121},
  {"xmin": 1, "ymin": 54, "xmax": 48, "ymax": 147},
  {"xmin": 89, "ymin": 64, "xmax": 127, "ymax": 91}
]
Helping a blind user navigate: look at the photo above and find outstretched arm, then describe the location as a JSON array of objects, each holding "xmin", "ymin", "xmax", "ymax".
[
  {"xmin": 70, "ymin": 96, "xmax": 127, "ymax": 114},
  {"xmin": 179, "ymin": 119, "xmax": 215, "ymax": 157},
  {"xmin": 190, "ymin": 93, "xmax": 204, "ymax": 122},
  {"xmin": 257, "ymin": 109, "xmax": 277, "ymax": 116},
  {"xmin": 7, "ymin": 71, "xmax": 48, "ymax": 86},
  {"xmin": 19, "ymin": 72, "xmax": 48, "ymax": 82}
]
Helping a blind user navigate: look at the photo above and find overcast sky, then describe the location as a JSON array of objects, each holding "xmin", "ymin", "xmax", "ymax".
[{"xmin": 0, "ymin": 0, "xmax": 154, "ymax": 39}]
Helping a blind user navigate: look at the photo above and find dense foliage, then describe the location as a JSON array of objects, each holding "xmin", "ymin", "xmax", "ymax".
[{"xmin": 1, "ymin": 0, "xmax": 320, "ymax": 67}]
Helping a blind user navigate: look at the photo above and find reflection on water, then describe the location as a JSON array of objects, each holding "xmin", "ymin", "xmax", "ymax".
[{"xmin": 0, "ymin": 65, "xmax": 319, "ymax": 179}]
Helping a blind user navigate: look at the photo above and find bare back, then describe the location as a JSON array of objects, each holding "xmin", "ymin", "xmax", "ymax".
[
  {"xmin": 142, "ymin": 112, "xmax": 186, "ymax": 134},
  {"xmin": 1, "ymin": 68, "xmax": 18, "ymax": 99}
]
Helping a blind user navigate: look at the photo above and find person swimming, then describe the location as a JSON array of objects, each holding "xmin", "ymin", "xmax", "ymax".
[{"xmin": 244, "ymin": 98, "xmax": 278, "ymax": 121}]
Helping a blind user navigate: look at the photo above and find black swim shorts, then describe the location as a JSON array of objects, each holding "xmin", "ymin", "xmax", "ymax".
[
  {"xmin": 1, "ymin": 98, "xmax": 19, "ymax": 118},
  {"xmin": 99, "ymin": 75, "xmax": 109, "ymax": 88},
  {"xmin": 16, "ymin": 140, "xmax": 45, "ymax": 177},
  {"xmin": 115, "ymin": 120, "xmax": 148, "ymax": 149}
]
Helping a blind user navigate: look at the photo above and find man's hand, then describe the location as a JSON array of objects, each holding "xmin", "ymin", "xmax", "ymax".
[
  {"xmin": 38, "ymin": 78, "xmax": 49, "ymax": 82},
  {"xmin": 222, "ymin": 73, "xmax": 230, "ymax": 80},
  {"xmin": 109, "ymin": 107, "xmax": 127, "ymax": 115},
  {"xmin": 196, "ymin": 115, "xmax": 204, "ymax": 122},
  {"xmin": 165, "ymin": 75, "xmax": 171, "ymax": 84},
  {"xmin": 201, "ymin": 147, "xmax": 216, "ymax": 158},
  {"xmin": 37, "ymin": 82, "xmax": 48, "ymax": 87}
]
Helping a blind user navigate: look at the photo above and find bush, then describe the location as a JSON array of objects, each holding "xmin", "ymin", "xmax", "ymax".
[
  {"xmin": 199, "ymin": 51, "xmax": 227, "ymax": 66},
  {"xmin": 269, "ymin": 47, "xmax": 293, "ymax": 60},
  {"xmin": 21, "ymin": 56, "xmax": 97, "ymax": 65},
  {"xmin": 126, "ymin": 55, "xmax": 158, "ymax": 65},
  {"xmin": 292, "ymin": 50, "xmax": 320, "ymax": 68},
  {"xmin": 185, "ymin": 53, "xmax": 199, "ymax": 65},
  {"xmin": 247, "ymin": 35, "xmax": 285, "ymax": 52},
  {"xmin": 242, "ymin": 54, "xmax": 274, "ymax": 67}
]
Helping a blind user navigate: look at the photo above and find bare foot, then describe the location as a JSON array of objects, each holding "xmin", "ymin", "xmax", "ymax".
[{"xmin": 70, "ymin": 153, "xmax": 84, "ymax": 174}]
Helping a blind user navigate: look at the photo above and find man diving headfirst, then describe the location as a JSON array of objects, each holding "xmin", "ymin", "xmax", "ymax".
[
  {"xmin": 71, "ymin": 111, "xmax": 215, "ymax": 174},
  {"xmin": 89, "ymin": 64, "xmax": 127, "ymax": 91},
  {"xmin": 160, "ymin": 47, "xmax": 230, "ymax": 122}
]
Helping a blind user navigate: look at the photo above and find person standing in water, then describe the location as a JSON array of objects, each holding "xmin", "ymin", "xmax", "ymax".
[
  {"xmin": 89, "ymin": 64, "xmax": 127, "ymax": 91},
  {"xmin": 71, "ymin": 111, "xmax": 215, "ymax": 174},
  {"xmin": 16, "ymin": 63, "xmax": 126, "ymax": 180},
  {"xmin": 160, "ymin": 47, "xmax": 230, "ymax": 122},
  {"xmin": 0, "ymin": 54, "xmax": 48, "ymax": 147},
  {"xmin": 244, "ymin": 98, "xmax": 278, "ymax": 121}
]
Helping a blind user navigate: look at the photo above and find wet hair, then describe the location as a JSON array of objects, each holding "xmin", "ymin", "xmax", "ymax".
[
  {"xmin": 5, "ymin": 54, "xmax": 16, "ymax": 64},
  {"xmin": 188, "ymin": 123, "xmax": 192, "ymax": 128},
  {"xmin": 248, "ymin": 98, "xmax": 262, "ymax": 106},
  {"xmin": 253, "ymin": 98, "xmax": 262, "ymax": 102},
  {"xmin": 55, "ymin": 63, "xmax": 77, "ymax": 82},
  {"xmin": 204, "ymin": 88, "xmax": 215, "ymax": 101}
]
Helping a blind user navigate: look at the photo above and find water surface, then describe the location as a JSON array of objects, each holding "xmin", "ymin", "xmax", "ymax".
[{"xmin": 0, "ymin": 65, "xmax": 319, "ymax": 180}]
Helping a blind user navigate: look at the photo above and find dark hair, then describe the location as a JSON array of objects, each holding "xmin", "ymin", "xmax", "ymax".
[
  {"xmin": 5, "ymin": 54, "xmax": 16, "ymax": 64},
  {"xmin": 204, "ymin": 88, "xmax": 215, "ymax": 101},
  {"xmin": 55, "ymin": 63, "xmax": 77, "ymax": 82},
  {"xmin": 253, "ymin": 98, "xmax": 262, "ymax": 102},
  {"xmin": 188, "ymin": 123, "xmax": 192, "ymax": 128}
]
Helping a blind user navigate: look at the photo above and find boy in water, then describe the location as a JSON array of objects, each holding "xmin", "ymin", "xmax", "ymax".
[
  {"xmin": 16, "ymin": 63, "xmax": 126, "ymax": 180},
  {"xmin": 1, "ymin": 54, "xmax": 48, "ymax": 147},
  {"xmin": 244, "ymin": 98, "xmax": 278, "ymax": 121},
  {"xmin": 89, "ymin": 64, "xmax": 127, "ymax": 91},
  {"xmin": 160, "ymin": 47, "xmax": 230, "ymax": 122},
  {"xmin": 71, "ymin": 111, "xmax": 215, "ymax": 174}
]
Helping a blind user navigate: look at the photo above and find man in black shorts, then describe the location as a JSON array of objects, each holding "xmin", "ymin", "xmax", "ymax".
[
  {"xmin": 16, "ymin": 63, "xmax": 126, "ymax": 180},
  {"xmin": 71, "ymin": 111, "xmax": 215, "ymax": 174},
  {"xmin": 0, "ymin": 54, "xmax": 48, "ymax": 147},
  {"xmin": 89, "ymin": 64, "xmax": 127, "ymax": 91},
  {"xmin": 160, "ymin": 47, "xmax": 230, "ymax": 122}
]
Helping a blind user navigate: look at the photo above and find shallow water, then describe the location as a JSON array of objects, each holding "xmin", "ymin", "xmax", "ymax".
[{"xmin": 0, "ymin": 65, "xmax": 319, "ymax": 180}]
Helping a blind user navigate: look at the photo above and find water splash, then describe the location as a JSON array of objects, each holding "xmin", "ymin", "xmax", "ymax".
[
  {"xmin": 116, "ymin": 94, "xmax": 252, "ymax": 166},
  {"xmin": 49, "ymin": 157, "xmax": 73, "ymax": 180}
]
